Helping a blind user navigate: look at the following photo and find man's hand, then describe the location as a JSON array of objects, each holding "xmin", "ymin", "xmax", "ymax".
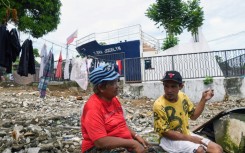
[
  {"xmin": 191, "ymin": 88, "xmax": 214, "ymax": 120},
  {"xmin": 189, "ymin": 136, "xmax": 203, "ymax": 144},
  {"xmin": 202, "ymin": 89, "xmax": 214, "ymax": 101}
]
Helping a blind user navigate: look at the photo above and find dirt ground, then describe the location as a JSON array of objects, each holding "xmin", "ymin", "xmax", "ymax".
[
  {"xmin": 0, "ymin": 81, "xmax": 245, "ymax": 153},
  {"xmin": 0, "ymin": 81, "xmax": 151, "ymax": 106}
]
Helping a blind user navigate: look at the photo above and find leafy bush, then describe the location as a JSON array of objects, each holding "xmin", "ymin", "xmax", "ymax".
[
  {"xmin": 203, "ymin": 76, "xmax": 213, "ymax": 85},
  {"xmin": 162, "ymin": 35, "xmax": 179, "ymax": 50}
]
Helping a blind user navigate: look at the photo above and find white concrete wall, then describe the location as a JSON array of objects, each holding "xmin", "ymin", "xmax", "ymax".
[
  {"xmin": 123, "ymin": 77, "xmax": 245, "ymax": 103},
  {"xmin": 182, "ymin": 78, "xmax": 226, "ymax": 103}
]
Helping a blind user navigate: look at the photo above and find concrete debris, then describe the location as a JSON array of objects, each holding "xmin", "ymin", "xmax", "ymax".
[
  {"xmin": 0, "ymin": 85, "xmax": 245, "ymax": 152},
  {"xmin": 214, "ymin": 114, "xmax": 245, "ymax": 153}
]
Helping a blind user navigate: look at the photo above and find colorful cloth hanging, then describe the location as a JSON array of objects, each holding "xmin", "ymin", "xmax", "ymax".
[
  {"xmin": 55, "ymin": 51, "xmax": 62, "ymax": 78},
  {"xmin": 116, "ymin": 60, "xmax": 122, "ymax": 75},
  {"xmin": 64, "ymin": 58, "xmax": 70, "ymax": 79},
  {"xmin": 39, "ymin": 44, "xmax": 47, "ymax": 78},
  {"xmin": 38, "ymin": 50, "xmax": 54, "ymax": 98}
]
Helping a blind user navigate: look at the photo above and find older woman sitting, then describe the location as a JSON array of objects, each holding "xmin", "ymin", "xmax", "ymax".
[{"xmin": 81, "ymin": 65, "xmax": 149, "ymax": 153}]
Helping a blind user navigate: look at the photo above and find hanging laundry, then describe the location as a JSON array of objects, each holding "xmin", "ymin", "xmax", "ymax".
[
  {"xmin": 86, "ymin": 58, "xmax": 93, "ymax": 73},
  {"xmin": 70, "ymin": 57, "xmax": 76, "ymax": 81},
  {"xmin": 70, "ymin": 57, "xmax": 90, "ymax": 90},
  {"xmin": 64, "ymin": 58, "xmax": 70, "ymax": 79},
  {"xmin": 38, "ymin": 50, "xmax": 54, "ymax": 98},
  {"xmin": 0, "ymin": 25, "xmax": 9, "ymax": 69},
  {"xmin": 55, "ymin": 51, "xmax": 63, "ymax": 78},
  {"xmin": 0, "ymin": 25, "xmax": 21, "ymax": 73},
  {"xmin": 114, "ymin": 63, "xmax": 119, "ymax": 74},
  {"xmin": 17, "ymin": 39, "xmax": 35, "ymax": 76},
  {"xmin": 9, "ymin": 28, "xmax": 21, "ymax": 63},
  {"xmin": 116, "ymin": 60, "xmax": 123, "ymax": 75},
  {"xmin": 88, "ymin": 59, "xmax": 95, "ymax": 73},
  {"xmin": 39, "ymin": 44, "xmax": 48, "ymax": 78}
]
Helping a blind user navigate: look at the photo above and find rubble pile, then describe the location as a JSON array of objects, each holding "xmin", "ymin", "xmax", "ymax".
[
  {"xmin": 189, "ymin": 98, "xmax": 245, "ymax": 129},
  {"xmin": 0, "ymin": 85, "xmax": 244, "ymax": 153},
  {"xmin": 0, "ymin": 89, "xmax": 83, "ymax": 153}
]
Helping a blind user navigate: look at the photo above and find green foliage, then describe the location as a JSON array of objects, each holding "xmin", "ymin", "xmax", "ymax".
[
  {"xmin": 99, "ymin": 42, "xmax": 107, "ymax": 45},
  {"xmin": 146, "ymin": 0, "xmax": 184, "ymax": 36},
  {"xmin": 162, "ymin": 34, "xmax": 179, "ymax": 50},
  {"xmin": 33, "ymin": 48, "xmax": 40, "ymax": 58},
  {"xmin": 203, "ymin": 76, "xmax": 213, "ymax": 85},
  {"xmin": 0, "ymin": 0, "xmax": 62, "ymax": 38},
  {"xmin": 182, "ymin": 0, "xmax": 204, "ymax": 38},
  {"xmin": 146, "ymin": 0, "xmax": 204, "ymax": 49}
]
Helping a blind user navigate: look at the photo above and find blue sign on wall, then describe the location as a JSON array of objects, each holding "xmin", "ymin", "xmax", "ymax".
[
  {"xmin": 76, "ymin": 40, "xmax": 142, "ymax": 82},
  {"xmin": 76, "ymin": 40, "xmax": 140, "ymax": 58}
]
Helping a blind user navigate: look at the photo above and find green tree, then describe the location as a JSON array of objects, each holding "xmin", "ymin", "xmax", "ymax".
[
  {"xmin": 0, "ymin": 0, "xmax": 62, "ymax": 38},
  {"xmin": 162, "ymin": 35, "xmax": 179, "ymax": 50},
  {"xmin": 33, "ymin": 48, "xmax": 40, "ymax": 58},
  {"xmin": 146, "ymin": 0, "xmax": 204, "ymax": 49},
  {"xmin": 146, "ymin": 0, "xmax": 184, "ymax": 36},
  {"xmin": 183, "ymin": 0, "xmax": 204, "ymax": 42}
]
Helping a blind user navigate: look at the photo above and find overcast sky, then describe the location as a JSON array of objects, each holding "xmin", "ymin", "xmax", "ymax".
[{"xmin": 26, "ymin": 0, "xmax": 245, "ymax": 58}]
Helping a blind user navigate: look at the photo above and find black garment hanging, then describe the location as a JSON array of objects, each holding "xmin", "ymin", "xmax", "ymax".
[
  {"xmin": 5, "ymin": 28, "xmax": 21, "ymax": 73},
  {"xmin": 0, "ymin": 25, "xmax": 10, "ymax": 69},
  {"xmin": 17, "ymin": 39, "xmax": 35, "ymax": 76},
  {"xmin": 9, "ymin": 28, "xmax": 21, "ymax": 62},
  {"xmin": 0, "ymin": 25, "xmax": 21, "ymax": 73}
]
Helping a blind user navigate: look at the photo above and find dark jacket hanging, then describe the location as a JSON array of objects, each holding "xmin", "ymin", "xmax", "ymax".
[
  {"xmin": 0, "ymin": 25, "xmax": 10, "ymax": 69},
  {"xmin": 17, "ymin": 39, "xmax": 36, "ymax": 76},
  {"xmin": 0, "ymin": 25, "xmax": 21, "ymax": 73},
  {"xmin": 9, "ymin": 28, "xmax": 21, "ymax": 63}
]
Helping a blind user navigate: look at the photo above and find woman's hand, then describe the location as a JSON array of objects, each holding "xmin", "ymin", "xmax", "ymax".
[
  {"xmin": 131, "ymin": 140, "xmax": 147, "ymax": 153},
  {"xmin": 135, "ymin": 135, "xmax": 150, "ymax": 148}
]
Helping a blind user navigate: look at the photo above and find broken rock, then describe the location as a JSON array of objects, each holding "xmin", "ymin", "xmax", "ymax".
[{"xmin": 214, "ymin": 113, "xmax": 245, "ymax": 153}]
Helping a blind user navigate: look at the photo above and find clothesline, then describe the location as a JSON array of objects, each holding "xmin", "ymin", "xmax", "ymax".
[
  {"xmin": 38, "ymin": 38, "xmax": 106, "ymax": 62},
  {"xmin": 5, "ymin": 23, "xmax": 115, "ymax": 63},
  {"xmin": 5, "ymin": 23, "xmax": 79, "ymax": 59},
  {"xmin": 39, "ymin": 38, "xmax": 78, "ymax": 60},
  {"xmin": 40, "ymin": 38, "xmax": 77, "ymax": 53},
  {"xmin": 38, "ymin": 37, "xmax": 122, "ymax": 64}
]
